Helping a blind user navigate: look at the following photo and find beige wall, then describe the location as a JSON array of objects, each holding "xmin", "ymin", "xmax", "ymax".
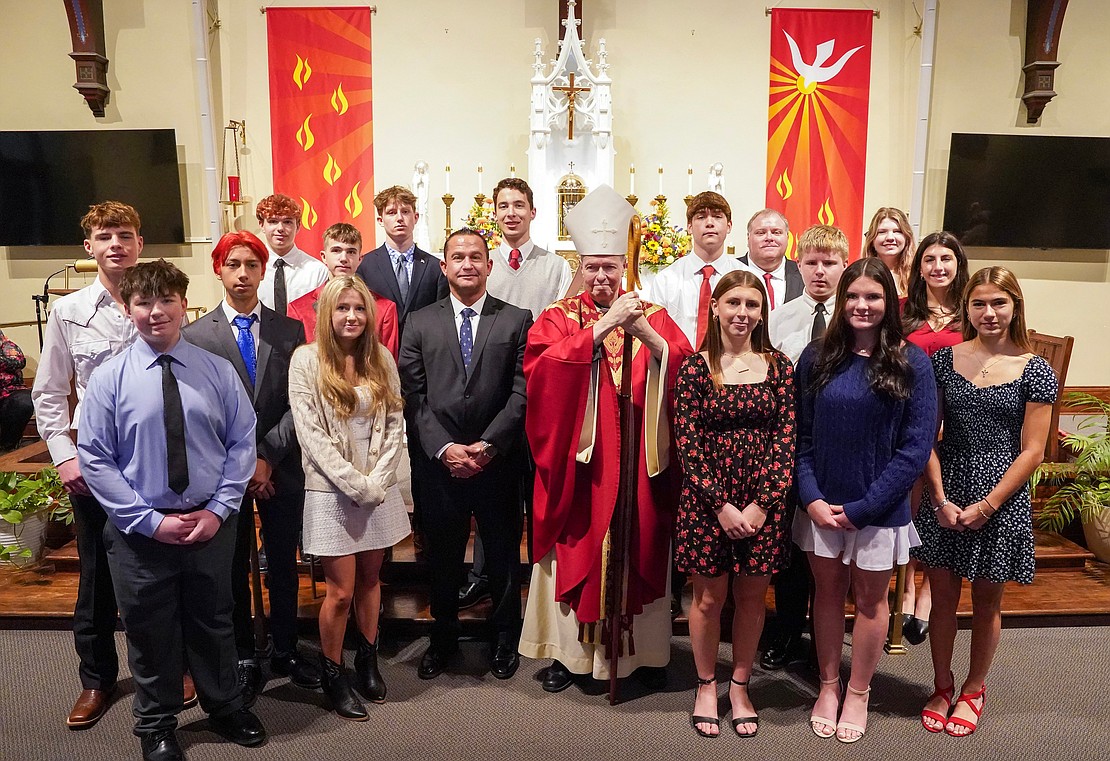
[{"xmin": 1, "ymin": 0, "xmax": 1107, "ymax": 382}]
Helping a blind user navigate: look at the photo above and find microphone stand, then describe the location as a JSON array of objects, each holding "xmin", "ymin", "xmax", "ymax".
[{"xmin": 34, "ymin": 267, "xmax": 68, "ymax": 351}]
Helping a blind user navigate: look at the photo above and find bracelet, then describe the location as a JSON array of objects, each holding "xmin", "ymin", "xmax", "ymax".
[
  {"xmin": 933, "ymin": 499, "xmax": 949, "ymax": 513},
  {"xmin": 982, "ymin": 496, "xmax": 996, "ymax": 513},
  {"xmin": 976, "ymin": 504, "xmax": 990, "ymax": 520}
]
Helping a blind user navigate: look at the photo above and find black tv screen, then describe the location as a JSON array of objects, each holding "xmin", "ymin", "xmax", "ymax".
[
  {"xmin": 942, "ymin": 133, "xmax": 1110, "ymax": 250},
  {"xmin": 0, "ymin": 129, "xmax": 186, "ymax": 246}
]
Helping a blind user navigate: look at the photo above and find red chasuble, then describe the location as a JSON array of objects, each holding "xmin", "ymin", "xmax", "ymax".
[{"xmin": 525, "ymin": 291, "xmax": 692, "ymax": 623}]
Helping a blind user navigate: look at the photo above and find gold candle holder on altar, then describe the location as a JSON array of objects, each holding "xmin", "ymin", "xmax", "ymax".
[
  {"xmin": 684, "ymin": 195, "xmax": 694, "ymax": 208},
  {"xmin": 442, "ymin": 193, "xmax": 455, "ymax": 242},
  {"xmin": 626, "ymin": 194, "xmax": 638, "ymax": 209},
  {"xmin": 654, "ymin": 194, "xmax": 667, "ymax": 205},
  {"xmin": 474, "ymin": 193, "xmax": 487, "ymax": 206}
]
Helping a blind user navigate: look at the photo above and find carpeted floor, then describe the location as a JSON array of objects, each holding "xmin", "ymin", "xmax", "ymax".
[{"xmin": 4, "ymin": 626, "xmax": 1108, "ymax": 761}]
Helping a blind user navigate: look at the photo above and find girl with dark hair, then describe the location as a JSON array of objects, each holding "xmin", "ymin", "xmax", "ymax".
[
  {"xmin": 792, "ymin": 258, "xmax": 937, "ymax": 743},
  {"xmin": 898, "ymin": 231, "xmax": 971, "ymax": 644},
  {"xmin": 912, "ymin": 267, "xmax": 1056, "ymax": 737},
  {"xmin": 673, "ymin": 270, "xmax": 796, "ymax": 738}
]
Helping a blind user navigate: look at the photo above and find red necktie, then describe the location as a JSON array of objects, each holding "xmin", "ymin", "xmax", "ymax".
[
  {"xmin": 509, "ymin": 248, "xmax": 522, "ymax": 270},
  {"xmin": 695, "ymin": 264, "xmax": 715, "ymax": 348},
  {"xmin": 763, "ymin": 271, "xmax": 776, "ymax": 310}
]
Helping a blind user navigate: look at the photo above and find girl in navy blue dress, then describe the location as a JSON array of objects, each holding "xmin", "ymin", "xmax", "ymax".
[{"xmin": 793, "ymin": 258, "xmax": 937, "ymax": 743}]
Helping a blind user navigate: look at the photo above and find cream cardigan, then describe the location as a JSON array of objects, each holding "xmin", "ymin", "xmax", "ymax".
[{"xmin": 288, "ymin": 343, "xmax": 404, "ymax": 507}]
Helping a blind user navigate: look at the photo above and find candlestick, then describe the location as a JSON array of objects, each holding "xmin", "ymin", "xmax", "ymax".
[
  {"xmin": 687, "ymin": 165, "xmax": 693, "ymax": 196},
  {"xmin": 629, "ymin": 164, "xmax": 636, "ymax": 196},
  {"xmin": 626, "ymin": 194, "xmax": 639, "ymax": 210},
  {"xmin": 510, "ymin": 164, "xmax": 516, "ymax": 179},
  {"xmin": 442, "ymin": 193, "xmax": 455, "ymax": 246},
  {"xmin": 478, "ymin": 163, "xmax": 483, "ymax": 195},
  {"xmin": 445, "ymin": 164, "xmax": 451, "ymax": 194},
  {"xmin": 658, "ymin": 164, "xmax": 663, "ymax": 196}
]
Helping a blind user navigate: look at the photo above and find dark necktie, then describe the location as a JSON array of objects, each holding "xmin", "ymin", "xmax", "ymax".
[
  {"xmin": 273, "ymin": 259, "xmax": 288, "ymax": 315},
  {"xmin": 232, "ymin": 314, "xmax": 258, "ymax": 385},
  {"xmin": 811, "ymin": 301, "xmax": 828, "ymax": 341},
  {"xmin": 695, "ymin": 264, "xmax": 715, "ymax": 348},
  {"xmin": 509, "ymin": 248, "xmax": 522, "ymax": 270},
  {"xmin": 763, "ymin": 271, "xmax": 776, "ymax": 310},
  {"xmin": 395, "ymin": 254, "xmax": 410, "ymax": 304},
  {"xmin": 156, "ymin": 355, "xmax": 190, "ymax": 495},
  {"xmin": 460, "ymin": 307, "xmax": 476, "ymax": 369}
]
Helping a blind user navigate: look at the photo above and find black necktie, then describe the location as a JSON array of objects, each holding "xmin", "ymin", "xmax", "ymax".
[
  {"xmin": 273, "ymin": 259, "xmax": 288, "ymax": 315},
  {"xmin": 156, "ymin": 355, "xmax": 190, "ymax": 495},
  {"xmin": 811, "ymin": 301, "xmax": 828, "ymax": 341}
]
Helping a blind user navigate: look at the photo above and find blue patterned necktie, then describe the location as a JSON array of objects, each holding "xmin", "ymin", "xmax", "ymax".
[
  {"xmin": 460, "ymin": 307, "xmax": 476, "ymax": 369},
  {"xmin": 232, "ymin": 314, "xmax": 258, "ymax": 384}
]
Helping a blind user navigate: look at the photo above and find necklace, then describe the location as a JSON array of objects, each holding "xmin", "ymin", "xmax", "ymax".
[
  {"xmin": 721, "ymin": 350, "xmax": 756, "ymax": 359},
  {"xmin": 975, "ymin": 353, "xmax": 1007, "ymax": 378}
]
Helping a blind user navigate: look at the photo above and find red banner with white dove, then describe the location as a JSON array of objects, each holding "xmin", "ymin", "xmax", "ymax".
[
  {"xmin": 765, "ymin": 9, "xmax": 873, "ymax": 258},
  {"xmin": 267, "ymin": 7, "xmax": 375, "ymax": 255}
]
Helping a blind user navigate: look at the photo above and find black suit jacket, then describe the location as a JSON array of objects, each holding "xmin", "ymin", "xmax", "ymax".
[
  {"xmin": 182, "ymin": 304, "xmax": 306, "ymax": 478},
  {"xmin": 355, "ymin": 244, "xmax": 448, "ymax": 332},
  {"xmin": 398, "ymin": 294, "xmax": 532, "ymax": 466},
  {"xmin": 741, "ymin": 254, "xmax": 804, "ymax": 303}
]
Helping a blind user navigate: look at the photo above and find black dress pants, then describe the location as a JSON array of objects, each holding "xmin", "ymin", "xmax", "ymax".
[
  {"xmin": 0, "ymin": 389, "xmax": 32, "ymax": 451},
  {"xmin": 70, "ymin": 493, "xmax": 119, "ymax": 690}
]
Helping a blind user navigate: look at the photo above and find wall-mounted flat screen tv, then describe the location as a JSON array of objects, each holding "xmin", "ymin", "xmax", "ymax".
[
  {"xmin": 942, "ymin": 132, "xmax": 1110, "ymax": 250},
  {"xmin": 0, "ymin": 129, "xmax": 185, "ymax": 246}
]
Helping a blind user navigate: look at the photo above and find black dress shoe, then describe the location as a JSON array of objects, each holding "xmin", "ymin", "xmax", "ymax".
[
  {"xmin": 418, "ymin": 644, "xmax": 458, "ymax": 680},
  {"xmin": 542, "ymin": 660, "xmax": 574, "ymax": 693},
  {"xmin": 271, "ymin": 650, "xmax": 322, "ymax": 689},
  {"xmin": 141, "ymin": 729, "xmax": 184, "ymax": 761},
  {"xmin": 490, "ymin": 643, "xmax": 519, "ymax": 680},
  {"xmin": 237, "ymin": 661, "xmax": 263, "ymax": 708},
  {"xmin": 902, "ymin": 615, "xmax": 930, "ymax": 645},
  {"xmin": 760, "ymin": 634, "xmax": 803, "ymax": 671},
  {"xmin": 208, "ymin": 707, "xmax": 266, "ymax": 747},
  {"xmin": 458, "ymin": 580, "xmax": 491, "ymax": 610}
]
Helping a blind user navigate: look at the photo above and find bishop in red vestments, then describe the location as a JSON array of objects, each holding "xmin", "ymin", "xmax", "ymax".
[{"xmin": 519, "ymin": 185, "xmax": 692, "ymax": 690}]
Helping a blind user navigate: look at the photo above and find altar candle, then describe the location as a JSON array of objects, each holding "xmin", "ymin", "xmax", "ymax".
[
  {"xmin": 510, "ymin": 164, "xmax": 516, "ymax": 179},
  {"xmin": 687, "ymin": 165, "xmax": 693, "ymax": 196},
  {"xmin": 478, "ymin": 163, "xmax": 484, "ymax": 195},
  {"xmin": 658, "ymin": 164, "xmax": 664, "ymax": 195},
  {"xmin": 629, "ymin": 164, "xmax": 636, "ymax": 195},
  {"xmin": 445, "ymin": 165, "xmax": 451, "ymax": 193}
]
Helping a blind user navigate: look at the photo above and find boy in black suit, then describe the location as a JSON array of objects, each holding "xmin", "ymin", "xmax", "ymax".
[
  {"xmin": 398, "ymin": 229, "xmax": 532, "ymax": 681},
  {"xmin": 182, "ymin": 231, "xmax": 317, "ymax": 706}
]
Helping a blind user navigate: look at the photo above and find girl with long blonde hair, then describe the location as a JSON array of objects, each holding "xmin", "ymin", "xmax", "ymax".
[{"xmin": 863, "ymin": 207, "xmax": 915, "ymax": 297}]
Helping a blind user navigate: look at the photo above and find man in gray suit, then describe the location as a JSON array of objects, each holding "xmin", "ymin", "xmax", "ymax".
[
  {"xmin": 182, "ymin": 230, "xmax": 317, "ymax": 706},
  {"xmin": 739, "ymin": 208, "xmax": 803, "ymax": 310}
]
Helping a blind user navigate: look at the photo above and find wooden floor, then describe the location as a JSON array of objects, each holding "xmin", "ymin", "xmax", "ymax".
[{"xmin": 4, "ymin": 526, "xmax": 1110, "ymax": 634}]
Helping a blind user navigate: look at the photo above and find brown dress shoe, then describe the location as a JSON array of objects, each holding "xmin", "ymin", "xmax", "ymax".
[
  {"xmin": 67, "ymin": 688, "xmax": 114, "ymax": 729},
  {"xmin": 183, "ymin": 673, "xmax": 198, "ymax": 708}
]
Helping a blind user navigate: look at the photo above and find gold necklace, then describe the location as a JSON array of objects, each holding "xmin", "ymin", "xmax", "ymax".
[
  {"xmin": 721, "ymin": 350, "xmax": 756, "ymax": 359},
  {"xmin": 974, "ymin": 350, "xmax": 1007, "ymax": 378}
]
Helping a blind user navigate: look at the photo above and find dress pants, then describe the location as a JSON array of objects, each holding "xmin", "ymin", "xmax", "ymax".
[
  {"xmin": 230, "ymin": 473, "xmax": 305, "ymax": 659},
  {"xmin": 104, "ymin": 515, "xmax": 243, "ymax": 735},
  {"xmin": 770, "ymin": 542, "xmax": 812, "ymax": 638},
  {"xmin": 0, "ymin": 389, "xmax": 33, "ymax": 451},
  {"xmin": 71, "ymin": 493, "xmax": 119, "ymax": 690},
  {"xmin": 468, "ymin": 463, "xmax": 535, "ymax": 584},
  {"xmin": 415, "ymin": 455, "xmax": 522, "ymax": 649}
]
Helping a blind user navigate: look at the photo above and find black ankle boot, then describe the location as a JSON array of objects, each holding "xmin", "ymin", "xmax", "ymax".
[
  {"xmin": 320, "ymin": 654, "xmax": 367, "ymax": 721},
  {"xmin": 354, "ymin": 633, "xmax": 387, "ymax": 703}
]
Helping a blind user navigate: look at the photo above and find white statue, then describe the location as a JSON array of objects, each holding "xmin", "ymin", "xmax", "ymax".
[
  {"xmin": 708, "ymin": 162, "xmax": 724, "ymax": 193},
  {"xmin": 412, "ymin": 161, "xmax": 431, "ymax": 252}
]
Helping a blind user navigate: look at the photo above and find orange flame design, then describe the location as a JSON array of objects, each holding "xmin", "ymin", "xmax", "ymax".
[
  {"xmin": 344, "ymin": 182, "xmax": 364, "ymax": 217},
  {"xmin": 293, "ymin": 55, "xmax": 313, "ymax": 90},
  {"xmin": 299, "ymin": 197, "xmax": 318, "ymax": 230},
  {"xmin": 331, "ymin": 84, "xmax": 349, "ymax": 115},
  {"xmin": 817, "ymin": 199, "xmax": 835, "ymax": 225},
  {"xmin": 776, "ymin": 169, "xmax": 793, "ymax": 200},
  {"xmin": 295, "ymin": 114, "xmax": 314, "ymax": 151},
  {"xmin": 323, "ymin": 154, "xmax": 343, "ymax": 186}
]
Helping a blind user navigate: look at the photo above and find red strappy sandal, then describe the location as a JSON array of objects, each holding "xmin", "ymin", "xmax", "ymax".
[
  {"xmin": 920, "ymin": 672, "xmax": 955, "ymax": 733},
  {"xmin": 945, "ymin": 683, "xmax": 986, "ymax": 737}
]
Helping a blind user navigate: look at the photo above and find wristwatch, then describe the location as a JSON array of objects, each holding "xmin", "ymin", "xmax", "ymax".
[{"xmin": 479, "ymin": 440, "xmax": 498, "ymax": 459}]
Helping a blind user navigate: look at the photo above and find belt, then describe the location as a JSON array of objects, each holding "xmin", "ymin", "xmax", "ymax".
[{"xmin": 154, "ymin": 500, "xmax": 210, "ymax": 515}]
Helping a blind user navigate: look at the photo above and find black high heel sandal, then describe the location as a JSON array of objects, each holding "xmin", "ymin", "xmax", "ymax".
[
  {"xmin": 729, "ymin": 678, "xmax": 759, "ymax": 737},
  {"xmin": 690, "ymin": 675, "xmax": 720, "ymax": 738}
]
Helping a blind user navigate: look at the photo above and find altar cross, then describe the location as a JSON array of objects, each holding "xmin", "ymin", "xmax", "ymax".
[{"xmin": 553, "ymin": 73, "xmax": 591, "ymax": 141}]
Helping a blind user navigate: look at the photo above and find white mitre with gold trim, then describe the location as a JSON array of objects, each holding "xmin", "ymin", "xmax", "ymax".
[{"xmin": 563, "ymin": 184, "xmax": 635, "ymax": 256}]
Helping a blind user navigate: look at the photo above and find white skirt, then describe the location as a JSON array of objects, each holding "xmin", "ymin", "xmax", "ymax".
[{"xmin": 792, "ymin": 507, "xmax": 920, "ymax": 571}]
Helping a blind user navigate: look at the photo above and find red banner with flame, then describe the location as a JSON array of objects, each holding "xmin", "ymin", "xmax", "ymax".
[
  {"xmin": 267, "ymin": 7, "xmax": 374, "ymax": 255},
  {"xmin": 766, "ymin": 9, "xmax": 873, "ymax": 258}
]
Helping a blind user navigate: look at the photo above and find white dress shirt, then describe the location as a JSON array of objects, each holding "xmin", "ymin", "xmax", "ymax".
[
  {"xmin": 258, "ymin": 244, "xmax": 329, "ymax": 310},
  {"xmin": 220, "ymin": 300, "xmax": 262, "ymax": 347},
  {"xmin": 31, "ymin": 279, "xmax": 139, "ymax": 465},
  {"xmin": 768, "ymin": 290, "xmax": 835, "ymax": 364},
  {"xmin": 487, "ymin": 239, "xmax": 573, "ymax": 319},
  {"xmin": 643, "ymin": 253, "xmax": 748, "ymax": 346},
  {"xmin": 750, "ymin": 256, "xmax": 788, "ymax": 311},
  {"xmin": 433, "ymin": 292, "xmax": 489, "ymax": 459}
]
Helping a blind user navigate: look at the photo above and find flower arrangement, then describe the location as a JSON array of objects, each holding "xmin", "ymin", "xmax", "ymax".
[
  {"xmin": 639, "ymin": 198, "xmax": 692, "ymax": 271},
  {"xmin": 463, "ymin": 197, "xmax": 502, "ymax": 251}
]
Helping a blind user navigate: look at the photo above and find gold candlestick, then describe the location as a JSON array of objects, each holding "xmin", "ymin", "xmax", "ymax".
[
  {"xmin": 442, "ymin": 193, "xmax": 455, "ymax": 243},
  {"xmin": 684, "ymin": 194, "xmax": 694, "ymax": 208},
  {"xmin": 474, "ymin": 192, "xmax": 487, "ymax": 206},
  {"xmin": 655, "ymin": 194, "xmax": 667, "ymax": 205},
  {"xmin": 626, "ymin": 194, "xmax": 639, "ymax": 209}
]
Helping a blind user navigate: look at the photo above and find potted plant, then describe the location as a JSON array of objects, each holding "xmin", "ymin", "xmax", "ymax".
[
  {"xmin": 0, "ymin": 468, "xmax": 73, "ymax": 567},
  {"xmin": 1034, "ymin": 391, "xmax": 1110, "ymax": 562}
]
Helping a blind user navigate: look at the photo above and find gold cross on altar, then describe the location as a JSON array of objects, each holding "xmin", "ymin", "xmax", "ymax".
[{"xmin": 553, "ymin": 73, "xmax": 591, "ymax": 140}]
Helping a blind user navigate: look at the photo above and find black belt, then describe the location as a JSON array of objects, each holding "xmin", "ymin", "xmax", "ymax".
[{"xmin": 154, "ymin": 500, "xmax": 210, "ymax": 515}]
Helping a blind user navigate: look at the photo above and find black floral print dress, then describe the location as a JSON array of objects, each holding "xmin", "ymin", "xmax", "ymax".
[{"xmin": 673, "ymin": 352, "xmax": 797, "ymax": 577}]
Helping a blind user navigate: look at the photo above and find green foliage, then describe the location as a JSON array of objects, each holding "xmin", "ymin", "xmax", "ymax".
[
  {"xmin": 1035, "ymin": 392, "xmax": 1110, "ymax": 532},
  {"xmin": 0, "ymin": 469, "xmax": 72, "ymax": 562}
]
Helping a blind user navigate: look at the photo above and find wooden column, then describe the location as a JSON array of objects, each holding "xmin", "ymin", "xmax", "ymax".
[
  {"xmin": 62, "ymin": 0, "xmax": 110, "ymax": 117},
  {"xmin": 1022, "ymin": 0, "xmax": 1069, "ymax": 124}
]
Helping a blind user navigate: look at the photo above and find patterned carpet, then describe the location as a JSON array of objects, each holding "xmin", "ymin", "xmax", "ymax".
[{"xmin": 4, "ymin": 626, "xmax": 1108, "ymax": 761}]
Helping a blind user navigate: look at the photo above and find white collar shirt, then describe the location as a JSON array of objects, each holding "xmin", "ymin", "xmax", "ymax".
[
  {"xmin": 258, "ymin": 244, "xmax": 329, "ymax": 309},
  {"xmin": 642, "ymin": 253, "xmax": 746, "ymax": 346},
  {"xmin": 219, "ymin": 299, "xmax": 262, "ymax": 347},
  {"xmin": 768, "ymin": 290, "xmax": 835, "ymax": 365}
]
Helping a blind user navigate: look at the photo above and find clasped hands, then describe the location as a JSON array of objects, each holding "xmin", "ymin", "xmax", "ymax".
[
  {"xmin": 597, "ymin": 291, "xmax": 653, "ymax": 341},
  {"xmin": 934, "ymin": 499, "xmax": 991, "ymax": 531},
  {"xmin": 441, "ymin": 442, "xmax": 494, "ymax": 479},
  {"xmin": 806, "ymin": 500, "xmax": 857, "ymax": 531},
  {"xmin": 152, "ymin": 509, "xmax": 221, "ymax": 545},
  {"xmin": 717, "ymin": 502, "xmax": 768, "ymax": 540}
]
